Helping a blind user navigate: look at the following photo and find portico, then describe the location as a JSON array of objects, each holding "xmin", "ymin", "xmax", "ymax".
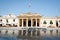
[{"xmin": 17, "ymin": 12, "xmax": 41, "ymax": 27}]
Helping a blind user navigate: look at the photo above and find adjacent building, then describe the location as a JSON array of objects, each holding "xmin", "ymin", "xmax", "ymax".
[{"xmin": 0, "ymin": 14, "xmax": 19, "ymax": 27}]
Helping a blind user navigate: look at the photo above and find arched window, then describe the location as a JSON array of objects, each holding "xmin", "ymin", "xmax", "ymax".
[
  {"xmin": 50, "ymin": 20, "xmax": 53, "ymax": 24},
  {"xmin": 43, "ymin": 20, "xmax": 47, "ymax": 24}
]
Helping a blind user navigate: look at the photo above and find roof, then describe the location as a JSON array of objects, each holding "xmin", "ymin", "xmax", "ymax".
[{"xmin": 18, "ymin": 12, "xmax": 41, "ymax": 17}]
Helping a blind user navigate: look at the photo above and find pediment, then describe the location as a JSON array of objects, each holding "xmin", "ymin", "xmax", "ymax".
[{"xmin": 18, "ymin": 12, "xmax": 41, "ymax": 17}]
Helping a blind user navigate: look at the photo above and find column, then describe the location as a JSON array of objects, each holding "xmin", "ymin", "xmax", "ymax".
[
  {"xmin": 26, "ymin": 18, "xmax": 28, "ymax": 27},
  {"xmin": 31, "ymin": 18, "xmax": 32, "ymax": 27},
  {"xmin": 22, "ymin": 19, "xmax": 23, "ymax": 27},
  {"xmin": 36, "ymin": 19, "xmax": 37, "ymax": 27},
  {"xmin": 39, "ymin": 19, "xmax": 40, "ymax": 27},
  {"xmin": 17, "ymin": 19, "xmax": 19, "ymax": 27}
]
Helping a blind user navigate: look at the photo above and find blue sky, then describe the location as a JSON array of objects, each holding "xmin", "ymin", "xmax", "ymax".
[{"xmin": 0, "ymin": 0, "xmax": 60, "ymax": 17}]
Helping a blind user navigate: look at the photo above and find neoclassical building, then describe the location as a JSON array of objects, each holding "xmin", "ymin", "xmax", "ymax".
[
  {"xmin": 17, "ymin": 12, "xmax": 60, "ymax": 28},
  {"xmin": 17, "ymin": 12, "xmax": 41, "ymax": 27},
  {"xmin": 0, "ymin": 12, "xmax": 60, "ymax": 28}
]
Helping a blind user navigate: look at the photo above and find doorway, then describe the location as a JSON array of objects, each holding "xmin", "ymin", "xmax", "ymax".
[
  {"xmin": 28, "ymin": 19, "xmax": 31, "ymax": 27},
  {"xmin": 56, "ymin": 21, "xmax": 58, "ymax": 27}
]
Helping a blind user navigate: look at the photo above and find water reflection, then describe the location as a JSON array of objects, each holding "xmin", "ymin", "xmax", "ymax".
[{"xmin": 0, "ymin": 29, "xmax": 60, "ymax": 40}]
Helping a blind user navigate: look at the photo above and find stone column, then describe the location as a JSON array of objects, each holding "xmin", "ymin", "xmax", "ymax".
[
  {"xmin": 17, "ymin": 19, "xmax": 19, "ymax": 27},
  {"xmin": 39, "ymin": 19, "xmax": 40, "ymax": 27},
  {"xmin": 22, "ymin": 19, "xmax": 23, "ymax": 27},
  {"xmin": 31, "ymin": 18, "xmax": 32, "ymax": 27},
  {"xmin": 26, "ymin": 18, "xmax": 28, "ymax": 27},
  {"xmin": 36, "ymin": 19, "xmax": 37, "ymax": 27}
]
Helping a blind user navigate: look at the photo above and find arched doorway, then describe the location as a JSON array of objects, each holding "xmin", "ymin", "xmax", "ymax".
[
  {"xmin": 28, "ymin": 19, "xmax": 31, "ymax": 27},
  {"xmin": 56, "ymin": 21, "xmax": 58, "ymax": 27}
]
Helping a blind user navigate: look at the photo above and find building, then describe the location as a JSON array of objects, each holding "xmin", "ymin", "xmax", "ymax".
[
  {"xmin": 0, "ymin": 14, "xmax": 19, "ymax": 27},
  {"xmin": 0, "ymin": 12, "xmax": 60, "ymax": 28}
]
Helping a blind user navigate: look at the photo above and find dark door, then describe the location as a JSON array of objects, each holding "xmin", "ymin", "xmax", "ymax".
[
  {"xmin": 56, "ymin": 21, "xmax": 58, "ymax": 27},
  {"xmin": 28, "ymin": 19, "xmax": 31, "ymax": 27}
]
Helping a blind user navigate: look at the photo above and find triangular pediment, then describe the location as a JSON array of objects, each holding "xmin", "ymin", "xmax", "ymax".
[
  {"xmin": 17, "ymin": 12, "xmax": 42, "ymax": 18},
  {"xmin": 18, "ymin": 12, "xmax": 41, "ymax": 17}
]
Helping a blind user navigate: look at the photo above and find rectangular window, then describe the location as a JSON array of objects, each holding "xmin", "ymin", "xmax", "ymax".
[
  {"xmin": 13, "ymin": 19, "xmax": 15, "ymax": 22},
  {"xmin": 0, "ymin": 19, "xmax": 2, "ymax": 22},
  {"xmin": 6, "ymin": 19, "xmax": 8, "ymax": 23}
]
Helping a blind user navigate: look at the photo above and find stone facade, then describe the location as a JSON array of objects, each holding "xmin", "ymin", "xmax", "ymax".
[
  {"xmin": 0, "ymin": 14, "xmax": 19, "ymax": 27},
  {"xmin": 0, "ymin": 12, "xmax": 60, "ymax": 28}
]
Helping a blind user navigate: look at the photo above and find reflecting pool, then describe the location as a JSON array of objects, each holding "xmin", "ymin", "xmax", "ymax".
[{"xmin": 0, "ymin": 29, "xmax": 60, "ymax": 40}]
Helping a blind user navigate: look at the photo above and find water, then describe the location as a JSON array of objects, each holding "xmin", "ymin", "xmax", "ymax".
[{"xmin": 0, "ymin": 29, "xmax": 60, "ymax": 40}]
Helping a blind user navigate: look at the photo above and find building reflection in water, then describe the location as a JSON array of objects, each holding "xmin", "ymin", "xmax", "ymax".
[
  {"xmin": 0, "ymin": 29, "xmax": 60, "ymax": 39},
  {"xmin": 17, "ymin": 29, "xmax": 59, "ymax": 37},
  {"xmin": 0, "ymin": 30, "xmax": 60, "ymax": 40}
]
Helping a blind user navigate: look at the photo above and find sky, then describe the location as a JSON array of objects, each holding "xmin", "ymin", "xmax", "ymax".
[{"xmin": 0, "ymin": 0, "xmax": 60, "ymax": 17}]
